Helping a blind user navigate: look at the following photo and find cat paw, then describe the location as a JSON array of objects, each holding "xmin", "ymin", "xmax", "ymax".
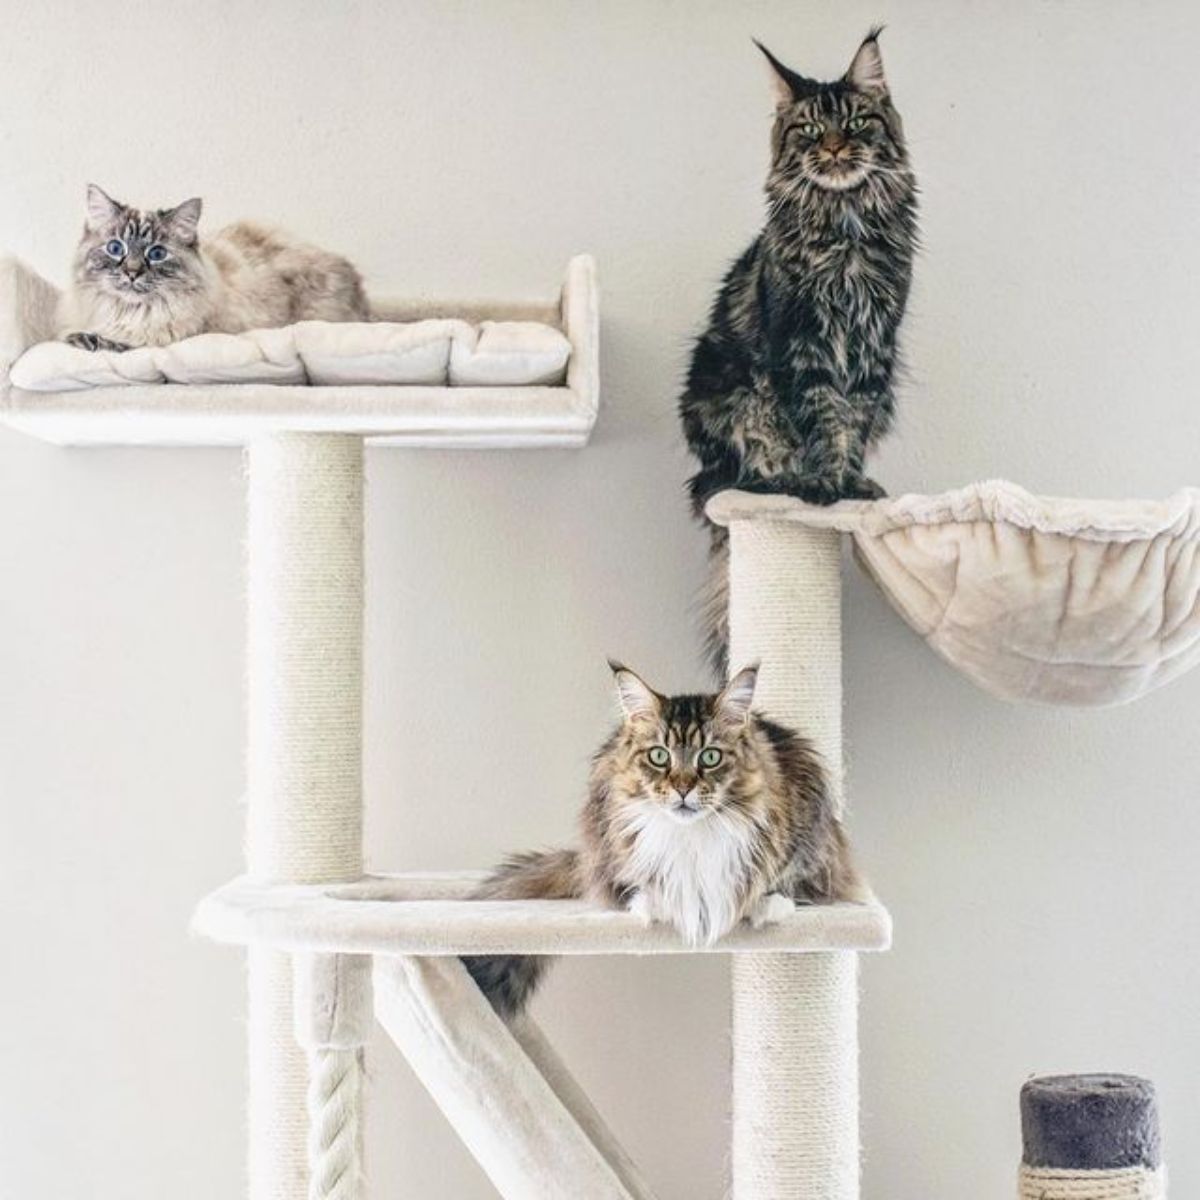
[
  {"xmin": 626, "ymin": 891, "xmax": 655, "ymax": 927},
  {"xmin": 843, "ymin": 476, "xmax": 888, "ymax": 501},
  {"xmin": 748, "ymin": 893, "xmax": 796, "ymax": 929},
  {"xmin": 64, "ymin": 332, "xmax": 130, "ymax": 353},
  {"xmin": 786, "ymin": 476, "xmax": 844, "ymax": 506}
]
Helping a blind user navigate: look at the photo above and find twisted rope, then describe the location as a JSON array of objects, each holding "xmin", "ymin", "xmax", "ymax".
[
  {"xmin": 1019, "ymin": 1165, "xmax": 1166, "ymax": 1199},
  {"xmin": 307, "ymin": 1048, "xmax": 364, "ymax": 1200}
]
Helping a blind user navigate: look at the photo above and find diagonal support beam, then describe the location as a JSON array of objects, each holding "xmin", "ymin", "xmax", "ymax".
[{"xmin": 373, "ymin": 956, "xmax": 659, "ymax": 1200}]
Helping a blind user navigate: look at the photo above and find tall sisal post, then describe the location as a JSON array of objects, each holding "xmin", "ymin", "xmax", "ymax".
[
  {"xmin": 246, "ymin": 434, "xmax": 365, "ymax": 1200},
  {"xmin": 725, "ymin": 517, "xmax": 858, "ymax": 1200}
]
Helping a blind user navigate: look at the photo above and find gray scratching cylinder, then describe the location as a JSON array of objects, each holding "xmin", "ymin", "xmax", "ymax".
[{"xmin": 1019, "ymin": 1075, "xmax": 1165, "ymax": 1199}]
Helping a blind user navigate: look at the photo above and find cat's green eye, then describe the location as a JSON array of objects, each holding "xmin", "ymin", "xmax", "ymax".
[
  {"xmin": 797, "ymin": 121, "xmax": 823, "ymax": 139},
  {"xmin": 698, "ymin": 747, "xmax": 724, "ymax": 769},
  {"xmin": 847, "ymin": 115, "xmax": 868, "ymax": 133},
  {"xmin": 646, "ymin": 746, "xmax": 671, "ymax": 769}
]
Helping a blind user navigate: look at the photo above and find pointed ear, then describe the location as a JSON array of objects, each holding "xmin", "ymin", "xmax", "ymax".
[
  {"xmin": 163, "ymin": 197, "xmax": 203, "ymax": 244},
  {"xmin": 717, "ymin": 664, "xmax": 759, "ymax": 724},
  {"xmin": 85, "ymin": 184, "xmax": 122, "ymax": 230},
  {"xmin": 609, "ymin": 661, "xmax": 662, "ymax": 722},
  {"xmin": 754, "ymin": 39, "xmax": 819, "ymax": 107},
  {"xmin": 845, "ymin": 28, "xmax": 888, "ymax": 96}
]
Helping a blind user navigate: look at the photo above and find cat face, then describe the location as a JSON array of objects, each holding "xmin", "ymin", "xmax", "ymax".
[
  {"xmin": 606, "ymin": 664, "xmax": 760, "ymax": 824},
  {"xmin": 74, "ymin": 185, "xmax": 207, "ymax": 303},
  {"xmin": 759, "ymin": 32, "xmax": 906, "ymax": 195}
]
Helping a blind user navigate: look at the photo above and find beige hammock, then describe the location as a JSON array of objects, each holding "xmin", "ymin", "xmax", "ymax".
[{"xmin": 708, "ymin": 480, "xmax": 1200, "ymax": 707}]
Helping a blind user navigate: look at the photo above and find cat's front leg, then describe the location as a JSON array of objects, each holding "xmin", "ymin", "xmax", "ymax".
[
  {"xmin": 64, "ymin": 331, "xmax": 131, "ymax": 353},
  {"xmin": 625, "ymin": 890, "xmax": 657, "ymax": 927},
  {"xmin": 842, "ymin": 389, "xmax": 894, "ymax": 500},
  {"xmin": 748, "ymin": 892, "xmax": 796, "ymax": 929},
  {"xmin": 775, "ymin": 382, "xmax": 856, "ymax": 504}
]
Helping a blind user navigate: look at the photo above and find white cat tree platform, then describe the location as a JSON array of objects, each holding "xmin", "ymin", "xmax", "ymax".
[
  {"xmin": 6, "ymin": 246, "xmax": 1195, "ymax": 1199},
  {"xmin": 0, "ymin": 254, "xmax": 598, "ymax": 447}
]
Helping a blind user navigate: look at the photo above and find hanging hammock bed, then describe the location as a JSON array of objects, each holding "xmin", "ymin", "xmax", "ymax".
[{"xmin": 708, "ymin": 480, "xmax": 1200, "ymax": 707}]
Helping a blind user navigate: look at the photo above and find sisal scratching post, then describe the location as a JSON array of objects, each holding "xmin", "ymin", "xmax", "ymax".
[
  {"xmin": 726, "ymin": 517, "xmax": 859, "ymax": 1200},
  {"xmin": 246, "ymin": 434, "xmax": 365, "ymax": 1200},
  {"xmin": 1020, "ymin": 1075, "xmax": 1166, "ymax": 1199}
]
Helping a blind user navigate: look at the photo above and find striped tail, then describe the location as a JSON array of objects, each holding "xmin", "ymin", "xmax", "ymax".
[{"xmin": 462, "ymin": 847, "xmax": 582, "ymax": 1019}]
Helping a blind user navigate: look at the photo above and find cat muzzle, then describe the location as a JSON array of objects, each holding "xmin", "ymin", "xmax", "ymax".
[{"xmin": 669, "ymin": 788, "xmax": 704, "ymax": 819}]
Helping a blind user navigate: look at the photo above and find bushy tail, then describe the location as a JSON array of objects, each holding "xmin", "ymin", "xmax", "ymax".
[
  {"xmin": 700, "ymin": 525, "xmax": 730, "ymax": 680},
  {"xmin": 462, "ymin": 848, "xmax": 582, "ymax": 1019}
]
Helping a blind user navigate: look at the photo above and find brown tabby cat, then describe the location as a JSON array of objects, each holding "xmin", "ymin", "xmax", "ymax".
[{"xmin": 463, "ymin": 662, "xmax": 862, "ymax": 1017}]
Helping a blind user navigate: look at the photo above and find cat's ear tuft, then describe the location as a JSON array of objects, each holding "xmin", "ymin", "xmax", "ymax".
[
  {"xmin": 164, "ymin": 197, "xmax": 203, "ymax": 244},
  {"xmin": 609, "ymin": 661, "xmax": 662, "ymax": 722},
  {"xmin": 845, "ymin": 27, "xmax": 888, "ymax": 96},
  {"xmin": 717, "ymin": 663, "xmax": 759, "ymax": 724},
  {"xmin": 85, "ymin": 184, "xmax": 122, "ymax": 230},
  {"xmin": 754, "ymin": 39, "xmax": 819, "ymax": 107}
]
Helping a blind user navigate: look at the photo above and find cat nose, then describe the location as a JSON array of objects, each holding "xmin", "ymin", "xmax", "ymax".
[
  {"xmin": 124, "ymin": 261, "xmax": 144, "ymax": 278},
  {"xmin": 672, "ymin": 787, "xmax": 700, "ymax": 811}
]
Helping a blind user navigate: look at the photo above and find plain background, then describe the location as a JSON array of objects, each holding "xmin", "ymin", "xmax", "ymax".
[{"xmin": 2, "ymin": 1, "xmax": 1198, "ymax": 1196}]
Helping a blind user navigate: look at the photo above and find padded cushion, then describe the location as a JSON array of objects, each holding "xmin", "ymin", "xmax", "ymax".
[
  {"xmin": 10, "ymin": 317, "xmax": 571, "ymax": 392},
  {"xmin": 450, "ymin": 321, "xmax": 574, "ymax": 386}
]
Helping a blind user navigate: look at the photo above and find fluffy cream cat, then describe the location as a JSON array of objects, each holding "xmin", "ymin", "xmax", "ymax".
[{"xmin": 59, "ymin": 184, "xmax": 369, "ymax": 351}]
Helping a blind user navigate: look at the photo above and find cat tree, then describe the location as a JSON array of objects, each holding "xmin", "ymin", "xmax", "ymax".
[{"xmin": 4, "ymin": 249, "xmax": 1198, "ymax": 1199}]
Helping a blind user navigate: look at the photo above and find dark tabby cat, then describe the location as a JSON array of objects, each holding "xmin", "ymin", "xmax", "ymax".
[
  {"xmin": 464, "ymin": 662, "xmax": 861, "ymax": 1017},
  {"xmin": 679, "ymin": 31, "xmax": 918, "ymax": 670}
]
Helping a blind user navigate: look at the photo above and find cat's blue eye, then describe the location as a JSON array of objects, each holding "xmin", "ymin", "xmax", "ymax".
[
  {"xmin": 647, "ymin": 746, "xmax": 671, "ymax": 768},
  {"xmin": 698, "ymin": 747, "xmax": 724, "ymax": 769},
  {"xmin": 104, "ymin": 239, "xmax": 126, "ymax": 259},
  {"xmin": 146, "ymin": 245, "xmax": 168, "ymax": 263}
]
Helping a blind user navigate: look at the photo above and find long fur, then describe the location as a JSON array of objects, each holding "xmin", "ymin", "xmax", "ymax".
[
  {"xmin": 58, "ymin": 186, "xmax": 368, "ymax": 350},
  {"xmin": 679, "ymin": 32, "xmax": 919, "ymax": 674},
  {"xmin": 463, "ymin": 666, "xmax": 861, "ymax": 1018}
]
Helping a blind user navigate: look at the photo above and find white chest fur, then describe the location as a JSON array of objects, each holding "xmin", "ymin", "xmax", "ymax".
[{"xmin": 621, "ymin": 805, "xmax": 758, "ymax": 946}]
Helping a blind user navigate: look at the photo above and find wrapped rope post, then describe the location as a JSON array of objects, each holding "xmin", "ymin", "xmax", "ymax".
[
  {"xmin": 723, "ymin": 511, "xmax": 859, "ymax": 1200},
  {"xmin": 1020, "ymin": 1075, "xmax": 1165, "ymax": 1199},
  {"xmin": 246, "ymin": 434, "xmax": 365, "ymax": 1200},
  {"xmin": 294, "ymin": 955, "xmax": 373, "ymax": 1200}
]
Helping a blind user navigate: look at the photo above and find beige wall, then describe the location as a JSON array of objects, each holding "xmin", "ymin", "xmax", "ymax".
[{"xmin": 2, "ymin": 1, "xmax": 1198, "ymax": 1196}]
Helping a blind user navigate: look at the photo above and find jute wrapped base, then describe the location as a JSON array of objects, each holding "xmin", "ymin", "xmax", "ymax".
[
  {"xmin": 1019, "ymin": 1075, "xmax": 1166, "ymax": 1200},
  {"xmin": 1018, "ymin": 1166, "xmax": 1166, "ymax": 1199}
]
